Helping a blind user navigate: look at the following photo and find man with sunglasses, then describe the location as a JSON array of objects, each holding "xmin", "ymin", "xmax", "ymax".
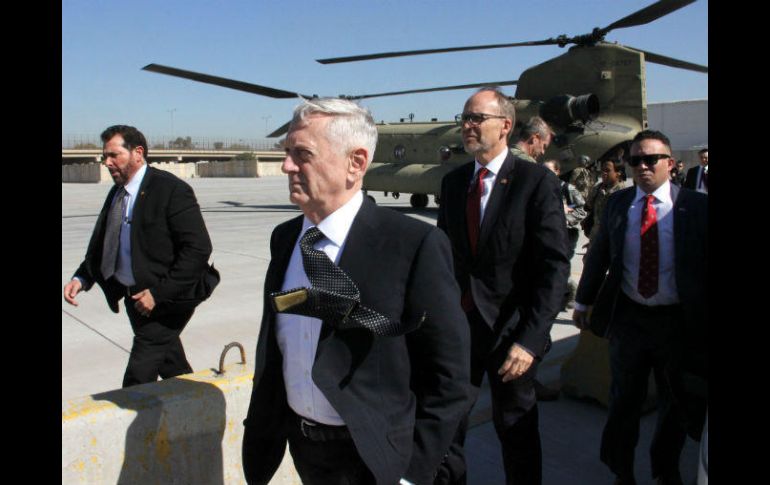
[
  {"xmin": 509, "ymin": 116, "xmax": 554, "ymax": 164},
  {"xmin": 437, "ymin": 88, "xmax": 570, "ymax": 485},
  {"xmin": 572, "ymin": 130, "xmax": 708, "ymax": 485}
]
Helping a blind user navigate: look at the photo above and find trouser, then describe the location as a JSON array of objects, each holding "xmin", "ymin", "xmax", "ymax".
[
  {"xmin": 601, "ymin": 293, "xmax": 687, "ymax": 480},
  {"xmin": 285, "ymin": 409, "xmax": 375, "ymax": 485},
  {"xmin": 435, "ymin": 309, "xmax": 542, "ymax": 485},
  {"xmin": 122, "ymin": 299, "xmax": 194, "ymax": 387}
]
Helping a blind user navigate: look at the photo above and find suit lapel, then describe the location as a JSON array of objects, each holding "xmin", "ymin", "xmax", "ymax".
[
  {"xmin": 611, "ymin": 188, "xmax": 636, "ymax": 256},
  {"xmin": 477, "ymin": 153, "xmax": 515, "ymax": 254}
]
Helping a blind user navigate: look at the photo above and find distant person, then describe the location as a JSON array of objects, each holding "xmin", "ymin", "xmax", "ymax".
[
  {"xmin": 509, "ymin": 115, "xmax": 554, "ymax": 163},
  {"xmin": 568, "ymin": 155, "xmax": 596, "ymax": 201},
  {"xmin": 63, "ymin": 125, "xmax": 219, "ymax": 388},
  {"xmin": 582, "ymin": 157, "xmax": 627, "ymax": 249},
  {"xmin": 572, "ymin": 130, "xmax": 708, "ymax": 485},
  {"xmin": 670, "ymin": 160, "xmax": 686, "ymax": 186},
  {"xmin": 437, "ymin": 88, "xmax": 570, "ymax": 484},
  {"xmin": 241, "ymin": 97, "xmax": 471, "ymax": 485},
  {"xmin": 543, "ymin": 159, "xmax": 587, "ymax": 309},
  {"xmin": 683, "ymin": 148, "xmax": 708, "ymax": 194}
]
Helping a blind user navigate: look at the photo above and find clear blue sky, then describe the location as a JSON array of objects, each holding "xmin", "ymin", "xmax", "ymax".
[{"xmin": 62, "ymin": 0, "xmax": 708, "ymax": 141}]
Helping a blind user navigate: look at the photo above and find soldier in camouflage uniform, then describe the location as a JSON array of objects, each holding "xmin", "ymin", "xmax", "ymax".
[
  {"xmin": 509, "ymin": 116, "xmax": 553, "ymax": 163},
  {"xmin": 584, "ymin": 158, "xmax": 627, "ymax": 246},
  {"xmin": 568, "ymin": 155, "xmax": 596, "ymax": 201}
]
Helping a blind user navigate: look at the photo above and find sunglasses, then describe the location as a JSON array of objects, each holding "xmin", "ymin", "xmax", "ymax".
[
  {"xmin": 628, "ymin": 154, "xmax": 672, "ymax": 167},
  {"xmin": 456, "ymin": 112, "xmax": 507, "ymax": 126}
]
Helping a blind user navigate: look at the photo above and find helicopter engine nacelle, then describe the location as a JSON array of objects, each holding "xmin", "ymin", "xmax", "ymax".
[{"xmin": 539, "ymin": 93, "xmax": 599, "ymax": 128}]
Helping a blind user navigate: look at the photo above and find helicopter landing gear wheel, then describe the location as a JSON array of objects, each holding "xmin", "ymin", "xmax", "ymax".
[{"xmin": 410, "ymin": 193, "xmax": 429, "ymax": 209}]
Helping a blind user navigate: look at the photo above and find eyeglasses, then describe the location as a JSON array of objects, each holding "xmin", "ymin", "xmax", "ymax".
[
  {"xmin": 456, "ymin": 112, "xmax": 507, "ymax": 126},
  {"xmin": 628, "ymin": 154, "xmax": 672, "ymax": 167}
]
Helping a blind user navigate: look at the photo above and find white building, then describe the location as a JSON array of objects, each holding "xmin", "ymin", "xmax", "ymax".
[{"xmin": 647, "ymin": 99, "xmax": 708, "ymax": 168}]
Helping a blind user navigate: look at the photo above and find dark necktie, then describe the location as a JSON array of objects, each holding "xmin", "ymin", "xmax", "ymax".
[
  {"xmin": 271, "ymin": 226, "xmax": 409, "ymax": 336},
  {"xmin": 100, "ymin": 186, "xmax": 127, "ymax": 280},
  {"xmin": 638, "ymin": 194, "xmax": 659, "ymax": 298},
  {"xmin": 466, "ymin": 167, "xmax": 489, "ymax": 257},
  {"xmin": 461, "ymin": 167, "xmax": 488, "ymax": 312}
]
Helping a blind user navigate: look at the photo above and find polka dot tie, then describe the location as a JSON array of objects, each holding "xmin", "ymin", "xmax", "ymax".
[
  {"xmin": 272, "ymin": 226, "xmax": 410, "ymax": 337},
  {"xmin": 100, "ymin": 186, "xmax": 127, "ymax": 280},
  {"xmin": 638, "ymin": 194, "xmax": 659, "ymax": 298}
]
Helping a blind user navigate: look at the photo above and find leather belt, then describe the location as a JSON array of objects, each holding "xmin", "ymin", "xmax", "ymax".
[{"xmin": 291, "ymin": 411, "xmax": 351, "ymax": 442}]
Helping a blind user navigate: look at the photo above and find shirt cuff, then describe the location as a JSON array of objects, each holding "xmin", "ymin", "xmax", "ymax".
[
  {"xmin": 573, "ymin": 302, "xmax": 589, "ymax": 312},
  {"xmin": 399, "ymin": 479, "xmax": 415, "ymax": 485}
]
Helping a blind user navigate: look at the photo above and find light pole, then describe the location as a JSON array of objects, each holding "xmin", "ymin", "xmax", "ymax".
[
  {"xmin": 167, "ymin": 108, "xmax": 177, "ymax": 145},
  {"xmin": 261, "ymin": 115, "xmax": 272, "ymax": 137}
]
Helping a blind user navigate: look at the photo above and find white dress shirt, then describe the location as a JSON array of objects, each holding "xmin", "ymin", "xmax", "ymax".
[
  {"xmin": 696, "ymin": 165, "xmax": 708, "ymax": 194},
  {"xmin": 621, "ymin": 181, "xmax": 679, "ymax": 306},
  {"xmin": 275, "ymin": 191, "xmax": 364, "ymax": 425},
  {"xmin": 472, "ymin": 146, "xmax": 508, "ymax": 223}
]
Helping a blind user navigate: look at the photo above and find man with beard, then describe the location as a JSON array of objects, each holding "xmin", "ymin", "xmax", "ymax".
[{"xmin": 64, "ymin": 125, "xmax": 219, "ymax": 388}]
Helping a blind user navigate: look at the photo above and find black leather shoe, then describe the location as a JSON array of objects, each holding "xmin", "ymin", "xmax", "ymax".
[{"xmin": 534, "ymin": 379, "xmax": 560, "ymax": 401}]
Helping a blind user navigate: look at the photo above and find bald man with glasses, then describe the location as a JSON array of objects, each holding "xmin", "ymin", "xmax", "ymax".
[
  {"xmin": 437, "ymin": 88, "xmax": 570, "ymax": 485},
  {"xmin": 573, "ymin": 130, "xmax": 708, "ymax": 485}
]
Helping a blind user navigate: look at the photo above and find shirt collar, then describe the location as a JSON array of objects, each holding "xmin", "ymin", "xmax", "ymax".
[
  {"xmin": 302, "ymin": 191, "xmax": 364, "ymax": 248},
  {"xmin": 475, "ymin": 146, "xmax": 508, "ymax": 177},
  {"xmin": 635, "ymin": 180, "xmax": 673, "ymax": 205},
  {"xmin": 123, "ymin": 163, "xmax": 147, "ymax": 198}
]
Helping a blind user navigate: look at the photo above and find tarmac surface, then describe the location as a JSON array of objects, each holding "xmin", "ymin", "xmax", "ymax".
[{"xmin": 62, "ymin": 176, "xmax": 700, "ymax": 484}]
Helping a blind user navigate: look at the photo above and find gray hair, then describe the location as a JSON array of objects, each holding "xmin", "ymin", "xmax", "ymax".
[
  {"xmin": 519, "ymin": 116, "xmax": 553, "ymax": 141},
  {"xmin": 290, "ymin": 97, "xmax": 378, "ymax": 164}
]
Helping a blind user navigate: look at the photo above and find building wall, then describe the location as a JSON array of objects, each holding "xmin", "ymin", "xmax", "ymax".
[{"xmin": 647, "ymin": 99, "xmax": 708, "ymax": 168}]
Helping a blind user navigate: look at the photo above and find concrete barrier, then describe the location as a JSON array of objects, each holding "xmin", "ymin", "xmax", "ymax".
[
  {"xmin": 62, "ymin": 159, "xmax": 285, "ymax": 183},
  {"xmin": 62, "ymin": 363, "xmax": 300, "ymax": 485},
  {"xmin": 62, "ymin": 163, "xmax": 104, "ymax": 183}
]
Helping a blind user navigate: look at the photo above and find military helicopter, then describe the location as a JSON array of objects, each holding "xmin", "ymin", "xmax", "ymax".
[{"xmin": 142, "ymin": 0, "xmax": 707, "ymax": 209}]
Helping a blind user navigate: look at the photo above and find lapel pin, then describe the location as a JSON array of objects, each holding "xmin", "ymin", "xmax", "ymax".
[{"xmin": 499, "ymin": 178, "xmax": 509, "ymax": 185}]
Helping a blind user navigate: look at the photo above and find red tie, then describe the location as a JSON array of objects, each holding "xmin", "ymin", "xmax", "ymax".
[
  {"xmin": 638, "ymin": 194, "xmax": 659, "ymax": 298},
  {"xmin": 466, "ymin": 167, "xmax": 489, "ymax": 257},
  {"xmin": 462, "ymin": 167, "xmax": 488, "ymax": 311}
]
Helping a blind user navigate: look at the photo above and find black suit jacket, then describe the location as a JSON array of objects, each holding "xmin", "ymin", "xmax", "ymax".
[
  {"xmin": 575, "ymin": 184, "xmax": 708, "ymax": 373},
  {"xmin": 74, "ymin": 166, "xmax": 217, "ymax": 315},
  {"xmin": 243, "ymin": 198, "xmax": 471, "ymax": 485},
  {"xmin": 683, "ymin": 165, "xmax": 703, "ymax": 191},
  {"xmin": 437, "ymin": 152, "xmax": 570, "ymax": 359}
]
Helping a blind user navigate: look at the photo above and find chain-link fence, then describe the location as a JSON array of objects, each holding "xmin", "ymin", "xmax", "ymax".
[{"xmin": 62, "ymin": 135, "xmax": 281, "ymax": 151}]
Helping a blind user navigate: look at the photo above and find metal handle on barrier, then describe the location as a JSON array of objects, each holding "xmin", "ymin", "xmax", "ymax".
[{"xmin": 217, "ymin": 342, "xmax": 246, "ymax": 375}]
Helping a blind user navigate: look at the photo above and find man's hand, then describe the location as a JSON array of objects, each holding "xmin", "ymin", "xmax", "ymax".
[
  {"xmin": 572, "ymin": 307, "xmax": 591, "ymax": 330},
  {"xmin": 497, "ymin": 344, "xmax": 535, "ymax": 383},
  {"xmin": 63, "ymin": 279, "xmax": 83, "ymax": 306},
  {"xmin": 131, "ymin": 289, "xmax": 156, "ymax": 317}
]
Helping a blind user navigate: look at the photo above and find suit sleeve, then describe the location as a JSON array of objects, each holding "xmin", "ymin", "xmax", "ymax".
[
  {"xmin": 150, "ymin": 181, "xmax": 213, "ymax": 303},
  {"xmin": 575, "ymin": 194, "xmax": 614, "ymax": 305},
  {"xmin": 404, "ymin": 227, "xmax": 471, "ymax": 484},
  {"xmin": 514, "ymin": 172, "xmax": 571, "ymax": 356}
]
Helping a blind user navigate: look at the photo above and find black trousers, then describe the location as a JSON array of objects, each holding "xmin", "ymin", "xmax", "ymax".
[
  {"xmin": 436, "ymin": 309, "xmax": 542, "ymax": 485},
  {"xmin": 601, "ymin": 293, "xmax": 687, "ymax": 480},
  {"xmin": 285, "ymin": 410, "xmax": 375, "ymax": 485},
  {"xmin": 122, "ymin": 298, "xmax": 194, "ymax": 388}
]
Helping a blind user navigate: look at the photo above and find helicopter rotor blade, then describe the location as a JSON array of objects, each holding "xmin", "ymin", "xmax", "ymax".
[
  {"xmin": 622, "ymin": 45, "xmax": 708, "ymax": 73},
  {"xmin": 267, "ymin": 121, "xmax": 292, "ymax": 138},
  {"xmin": 600, "ymin": 0, "xmax": 695, "ymax": 34},
  {"xmin": 142, "ymin": 64, "xmax": 314, "ymax": 99},
  {"xmin": 316, "ymin": 40, "xmax": 557, "ymax": 64},
  {"xmin": 347, "ymin": 80, "xmax": 518, "ymax": 100}
]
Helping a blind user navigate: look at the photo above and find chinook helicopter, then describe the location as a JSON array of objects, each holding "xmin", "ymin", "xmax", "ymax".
[{"xmin": 142, "ymin": 0, "xmax": 707, "ymax": 208}]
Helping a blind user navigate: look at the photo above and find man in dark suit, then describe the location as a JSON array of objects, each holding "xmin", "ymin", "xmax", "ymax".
[
  {"xmin": 242, "ymin": 98, "xmax": 471, "ymax": 485},
  {"xmin": 64, "ymin": 125, "xmax": 218, "ymax": 388},
  {"xmin": 573, "ymin": 130, "xmax": 708, "ymax": 485},
  {"xmin": 683, "ymin": 148, "xmax": 708, "ymax": 194},
  {"xmin": 436, "ymin": 88, "xmax": 570, "ymax": 484}
]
